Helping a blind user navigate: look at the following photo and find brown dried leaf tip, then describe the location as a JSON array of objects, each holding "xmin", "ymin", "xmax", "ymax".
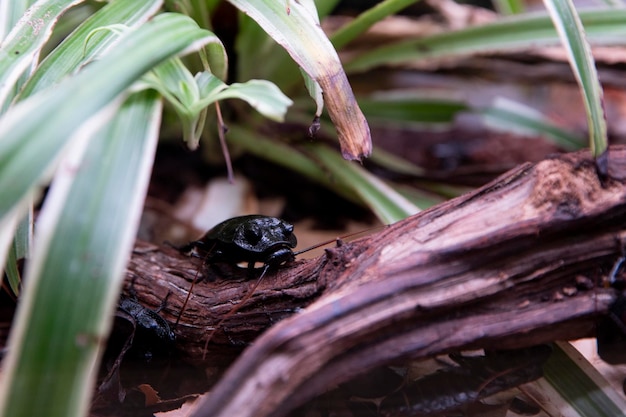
[{"xmin": 317, "ymin": 70, "xmax": 372, "ymax": 161}]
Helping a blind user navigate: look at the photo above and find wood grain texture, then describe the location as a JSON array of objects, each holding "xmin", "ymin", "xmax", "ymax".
[{"xmin": 124, "ymin": 146, "xmax": 626, "ymax": 417}]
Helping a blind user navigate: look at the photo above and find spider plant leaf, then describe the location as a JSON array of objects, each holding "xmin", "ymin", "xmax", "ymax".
[
  {"xmin": 18, "ymin": 0, "xmax": 163, "ymax": 99},
  {"xmin": 0, "ymin": 90, "xmax": 162, "ymax": 417},
  {"xmin": 330, "ymin": 0, "xmax": 420, "ymax": 50},
  {"xmin": 0, "ymin": 13, "xmax": 215, "ymax": 222},
  {"xmin": 142, "ymin": 60, "xmax": 291, "ymax": 148},
  {"xmin": 0, "ymin": 0, "xmax": 83, "ymax": 109},
  {"xmin": 310, "ymin": 145, "xmax": 419, "ymax": 223},
  {"xmin": 227, "ymin": 125, "xmax": 360, "ymax": 204},
  {"xmin": 358, "ymin": 95, "xmax": 468, "ymax": 126},
  {"xmin": 344, "ymin": 9, "xmax": 626, "ymax": 74},
  {"xmin": 0, "ymin": 209, "xmax": 22, "ymax": 290},
  {"xmin": 481, "ymin": 97, "xmax": 584, "ymax": 150},
  {"xmin": 543, "ymin": 0, "xmax": 607, "ymax": 159},
  {"xmin": 0, "ymin": 0, "xmax": 33, "ymax": 41},
  {"xmin": 227, "ymin": 0, "xmax": 371, "ymax": 160},
  {"xmin": 3, "ymin": 208, "xmax": 32, "ymax": 296},
  {"xmin": 542, "ymin": 342, "xmax": 626, "ymax": 417},
  {"xmin": 492, "ymin": 0, "xmax": 525, "ymax": 15},
  {"xmin": 208, "ymin": 78, "xmax": 293, "ymax": 120}
]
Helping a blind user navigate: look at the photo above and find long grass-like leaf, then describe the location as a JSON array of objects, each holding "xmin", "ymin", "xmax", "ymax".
[
  {"xmin": 313, "ymin": 0, "xmax": 342, "ymax": 18},
  {"xmin": 0, "ymin": 13, "xmax": 214, "ymax": 221},
  {"xmin": 228, "ymin": 124, "xmax": 420, "ymax": 220},
  {"xmin": 310, "ymin": 145, "xmax": 419, "ymax": 223},
  {"xmin": 226, "ymin": 125, "xmax": 360, "ymax": 203},
  {"xmin": 330, "ymin": 0, "xmax": 420, "ymax": 49},
  {"xmin": 358, "ymin": 96, "xmax": 468, "ymax": 126},
  {"xmin": 142, "ymin": 59, "xmax": 290, "ymax": 148},
  {"xmin": 227, "ymin": 0, "xmax": 371, "ymax": 160},
  {"xmin": 492, "ymin": 0, "xmax": 525, "ymax": 15},
  {"xmin": 0, "ymin": 0, "xmax": 35, "ymax": 41},
  {"xmin": 4, "ymin": 209, "xmax": 32, "ymax": 295},
  {"xmin": 0, "ymin": 210, "xmax": 22, "ymax": 291},
  {"xmin": 543, "ymin": 342, "xmax": 626, "ymax": 417},
  {"xmin": 0, "ymin": 0, "xmax": 83, "ymax": 109},
  {"xmin": 18, "ymin": 0, "xmax": 163, "ymax": 99},
  {"xmin": 543, "ymin": 0, "xmax": 607, "ymax": 158},
  {"xmin": 481, "ymin": 97, "xmax": 584, "ymax": 150},
  {"xmin": 344, "ymin": 9, "xmax": 626, "ymax": 74},
  {"xmin": 0, "ymin": 90, "xmax": 162, "ymax": 417},
  {"xmin": 208, "ymin": 79, "xmax": 293, "ymax": 120}
]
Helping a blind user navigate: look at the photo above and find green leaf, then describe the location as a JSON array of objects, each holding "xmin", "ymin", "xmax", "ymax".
[
  {"xmin": 357, "ymin": 93, "xmax": 584, "ymax": 149},
  {"xmin": 543, "ymin": 0, "xmax": 607, "ymax": 157},
  {"xmin": 313, "ymin": 0, "xmax": 342, "ymax": 18},
  {"xmin": 344, "ymin": 9, "xmax": 626, "ymax": 74},
  {"xmin": 330, "ymin": 0, "xmax": 420, "ymax": 50},
  {"xmin": 0, "ymin": 0, "xmax": 35, "ymax": 41},
  {"xmin": 309, "ymin": 145, "xmax": 419, "ymax": 223},
  {"xmin": 0, "ymin": 90, "xmax": 162, "ymax": 417},
  {"xmin": 358, "ymin": 96, "xmax": 468, "ymax": 126},
  {"xmin": 0, "ymin": 0, "xmax": 83, "ymax": 109},
  {"xmin": 492, "ymin": 0, "xmax": 525, "ymax": 15},
  {"xmin": 227, "ymin": 0, "xmax": 371, "ymax": 160},
  {"xmin": 4, "ymin": 207, "xmax": 32, "ymax": 296},
  {"xmin": 145, "ymin": 57, "xmax": 202, "ymax": 109},
  {"xmin": 229, "ymin": 123, "xmax": 427, "ymax": 217},
  {"xmin": 543, "ymin": 342, "xmax": 626, "ymax": 417},
  {"xmin": 210, "ymin": 79, "xmax": 293, "ymax": 121},
  {"xmin": 143, "ymin": 59, "xmax": 291, "ymax": 148},
  {"xmin": 481, "ymin": 97, "xmax": 584, "ymax": 150},
  {"xmin": 0, "ymin": 209, "xmax": 22, "ymax": 292},
  {"xmin": 18, "ymin": 0, "xmax": 163, "ymax": 99},
  {"xmin": 227, "ymin": 125, "xmax": 360, "ymax": 204},
  {"xmin": 0, "ymin": 13, "xmax": 215, "ymax": 222},
  {"xmin": 235, "ymin": 12, "xmax": 292, "ymax": 84},
  {"xmin": 600, "ymin": 0, "xmax": 626, "ymax": 6},
  {"xmin": 142, "ymin": 57, "xmax": 210, "ymax": 148}
]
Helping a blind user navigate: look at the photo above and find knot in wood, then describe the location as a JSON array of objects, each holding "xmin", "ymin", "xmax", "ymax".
[{"xmin": 324, "ymin": 242, "xmax": 352, "ymax": 268}]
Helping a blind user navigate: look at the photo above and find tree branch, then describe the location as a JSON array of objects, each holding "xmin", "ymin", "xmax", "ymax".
[{"xmin": 125, "ymin": 147, "xmax": 626, "ymax": 417}]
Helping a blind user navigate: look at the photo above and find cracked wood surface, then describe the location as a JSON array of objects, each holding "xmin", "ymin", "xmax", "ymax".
[{"xmin": 124, "ymin": 146, "xmax": 626, "ymax": 417}]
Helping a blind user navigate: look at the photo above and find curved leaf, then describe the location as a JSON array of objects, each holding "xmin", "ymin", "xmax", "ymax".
[
  {"xmin": 0, "ymin": 90, "xmax": 162, "ymax": 417},
  {"xmin": 18, "ymin": 0, "xmax": 163, "ymax": 99},
  {"xmin": 0, "ymin": 13, "xmax": 215, "ymax": 221},
  {"xmin": 227, "ymin": 0, "xmax": 371, "ymax": 160},
  {"xmin": 0, "ymin": 0, "xmax": 83, "ymax": 108},
  {"xmin": 543, "ymin": 0, "xmax": 607, "ymax": 158}
]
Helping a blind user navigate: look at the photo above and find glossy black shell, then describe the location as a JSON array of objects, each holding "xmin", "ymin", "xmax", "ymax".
[
  {"xmin": 187, "ymin": 215, "xmax": 297, "ymax": 269},
  {"xmin": 119, "ymin": 298, "xmax": 175, "ymax": 342},
  {"xmin": 117, "ymin": 298, "xmax": 175, "ymax": 361}
]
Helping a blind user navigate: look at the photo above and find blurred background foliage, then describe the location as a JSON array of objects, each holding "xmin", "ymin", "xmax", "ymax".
[{"xmin": 1, "ymin": 1, "xmax": 626, "ymax": 416}]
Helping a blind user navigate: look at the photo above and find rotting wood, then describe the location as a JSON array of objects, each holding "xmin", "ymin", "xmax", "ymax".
[{"xmin": 125, "ymin": 146, "xmax": 626, "ymax": 417}]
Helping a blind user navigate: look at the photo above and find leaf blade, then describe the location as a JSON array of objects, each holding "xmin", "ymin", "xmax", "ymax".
[
  {"xmin": 227, "ymin": 0, "xmax": 371, "ymax": 160},
  {"xmin": 0, "ymin": 90, "xmax": 162, "ymax": 417},
  {"xmin": 543, "ymin": 0, "xmax": 607, "ymax": 157},
  {"xmin": 0, "ymin": 0, "xmax": 83, "ymax": 108},
  {"xmin": 18, "ymin": 0, "xmax": 163, "ymax": 99},
  {"xmin": 344, "ymin": 9, "xmax": 626, "ymax": 74},
  {"xmin": 0, "ymin": 13, "xmax": 215, "ymax": 221}
]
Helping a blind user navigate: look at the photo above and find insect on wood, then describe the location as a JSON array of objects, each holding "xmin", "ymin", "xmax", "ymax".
[
  {"xmin": 174, "ymin": 215, "xmax": 300, "ymax": 353},
  {"xmin": 174, "ymin": 214, "xmax": 384, "ymax": 354},
  {"xmin": 178, "ymin": 214, "xmax": 298, "ymax": 277}
]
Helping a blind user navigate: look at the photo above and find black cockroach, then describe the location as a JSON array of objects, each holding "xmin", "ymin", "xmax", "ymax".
[
  {"xmin": 174, "ymin": 214, "xmax": 383, "ymax": 352},
  {"xmin": 379, "ymin": 345, "xmax": 552, "ymax": 417},
  {"xmin": 178, "ymin": 215, "xmax": 299, "ymax": 278},
  {"xmin": 117, "ymin": 297, "xmax": 176, "ymax": 362}
]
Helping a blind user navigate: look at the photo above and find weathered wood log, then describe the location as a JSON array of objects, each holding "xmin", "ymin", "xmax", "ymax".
[{"xmin": 126, "ymin": 147, "xmax": 626, "ymax": 417}]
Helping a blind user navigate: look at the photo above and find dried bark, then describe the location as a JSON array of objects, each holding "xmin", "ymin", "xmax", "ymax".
[{"xmin": 125, "ymin": 146, "xmax": 626, "ymax": 417}]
